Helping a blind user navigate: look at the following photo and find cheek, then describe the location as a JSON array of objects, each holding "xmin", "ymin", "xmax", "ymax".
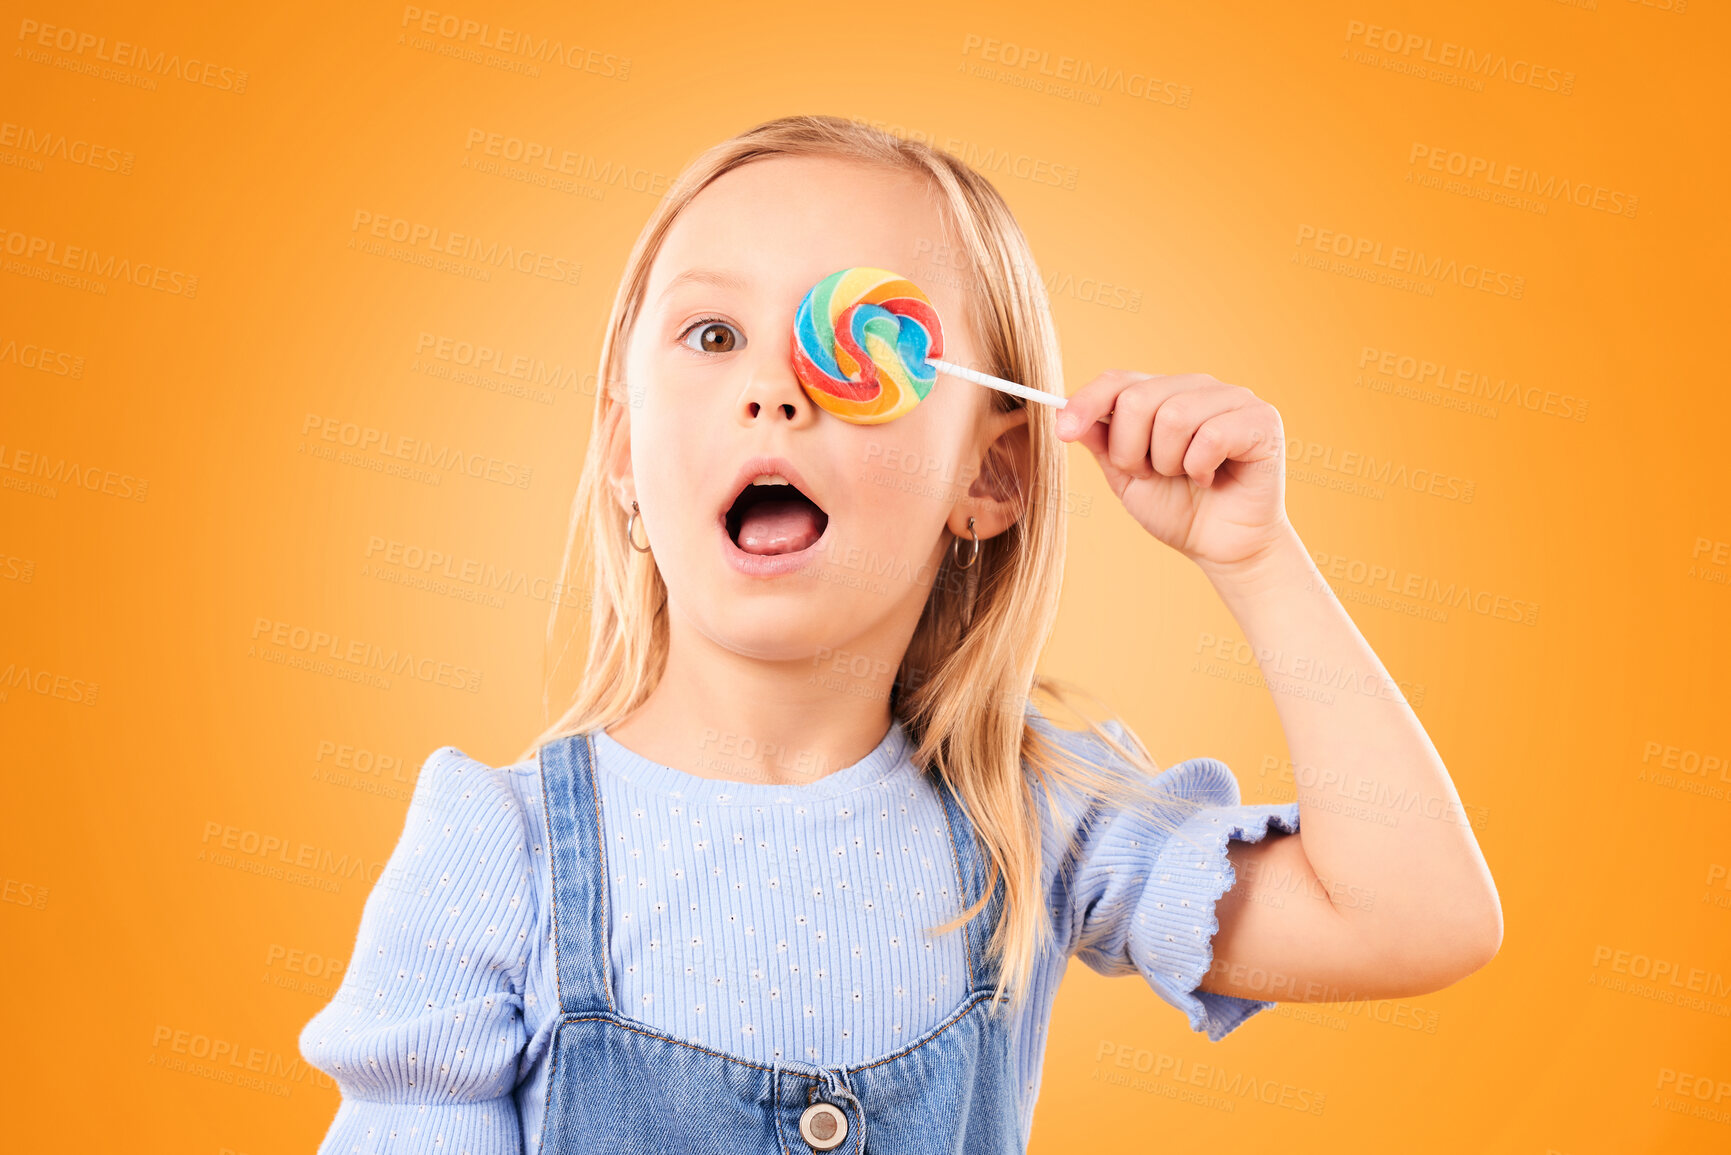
[
  {"xmin": 851, "ymin": 429, "xmax": 968, "ymax": 528},
  {"xmin": 633, "ymin": 399, "xmax": 713, "ymax": 505}
]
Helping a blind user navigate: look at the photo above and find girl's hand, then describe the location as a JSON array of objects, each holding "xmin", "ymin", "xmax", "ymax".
[{"xmin": 1055, "ymin": 371, "xmax": 1289, "ymax": 575}]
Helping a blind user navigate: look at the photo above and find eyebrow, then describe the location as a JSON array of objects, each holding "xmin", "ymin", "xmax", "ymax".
[{"xmin": 656, "ymin": 267, "xmax": 752, "ymax": 301}]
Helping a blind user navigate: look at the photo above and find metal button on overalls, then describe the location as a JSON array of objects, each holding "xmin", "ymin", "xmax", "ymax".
[{"xmin": 797, "ymin": 1100, "xmax": 848, "ymax": 1150}]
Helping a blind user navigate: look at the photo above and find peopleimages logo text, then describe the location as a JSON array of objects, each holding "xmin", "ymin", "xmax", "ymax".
[
  {"xmin": 1295, "ymin": 225, "xmax": 1524, "ymax": 298},
  {"xmin": 1344, "ymin": 20, "xmax": 1574, "ymax": 94}
]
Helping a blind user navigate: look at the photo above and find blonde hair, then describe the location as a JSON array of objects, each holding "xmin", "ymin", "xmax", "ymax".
[{"xmin": 525, "ymin": 114, "xmax": 1206, "ymax": 1017}]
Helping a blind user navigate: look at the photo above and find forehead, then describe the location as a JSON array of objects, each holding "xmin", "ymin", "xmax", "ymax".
[{"xmin": 647, "ymin": 154, "xmax": 962, "ymax": 312}]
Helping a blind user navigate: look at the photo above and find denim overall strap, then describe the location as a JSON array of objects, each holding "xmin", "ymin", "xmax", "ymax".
[
  {"xmin": 537, "ymin": 731, "xmax": 613, "ymax": 1016},
  {"xmin": 932, "ymin": 768, "xmax": 1006, "ymax": 995}
]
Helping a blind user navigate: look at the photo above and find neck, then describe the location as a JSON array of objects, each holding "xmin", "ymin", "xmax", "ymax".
[{"xmin": 605, "ymin": 610, "xmax": 906, "ymax": 787}]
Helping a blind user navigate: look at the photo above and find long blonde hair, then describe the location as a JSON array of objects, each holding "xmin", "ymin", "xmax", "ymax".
[{"xmin": 525, "ymin": 114, "xmax": 1206, "ymax": 1016}]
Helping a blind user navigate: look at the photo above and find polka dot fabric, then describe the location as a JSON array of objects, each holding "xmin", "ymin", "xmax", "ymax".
[
  {"xmin": 587, "ymin": 724, "xmax": 964, "ymax": 1062},
  {"xmin": 299, "ymin": 707, "xmax": 1301, "ymax": 1153}
]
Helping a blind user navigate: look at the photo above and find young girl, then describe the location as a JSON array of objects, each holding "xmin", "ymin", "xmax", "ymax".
[{"xmin": 300, "ymin": 114, "xmax": 1501, "ymax": 1154}]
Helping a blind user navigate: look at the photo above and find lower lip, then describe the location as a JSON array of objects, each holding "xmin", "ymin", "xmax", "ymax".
[{"xmin": 718, "ymin": 512, "xmax": 832, "ymax": 577}]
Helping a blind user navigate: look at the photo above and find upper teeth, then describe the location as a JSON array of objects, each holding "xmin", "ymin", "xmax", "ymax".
[{"xmin": 750, "ymin": 474, "xmax": 791, "ymax": 486}]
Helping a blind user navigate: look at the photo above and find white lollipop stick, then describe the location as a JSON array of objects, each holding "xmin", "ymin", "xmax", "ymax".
[{"xmin": 927, "ymin": 358, "xmax": 1070, "ymax": 408}]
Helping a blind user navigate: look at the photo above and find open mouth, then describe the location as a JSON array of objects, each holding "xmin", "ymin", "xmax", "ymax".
[{"xmin": 724, "ymin": 475, "xmax": 830, "ymax": 557}]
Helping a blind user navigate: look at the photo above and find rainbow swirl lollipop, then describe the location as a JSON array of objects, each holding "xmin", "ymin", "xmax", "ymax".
[
  {"xmin": 792, "ymin": 267, "xmax": 942, "ymax": 424},
  {"xmin": 792, "ymin": 266, "xmax": 1070, "ymax": 424}
]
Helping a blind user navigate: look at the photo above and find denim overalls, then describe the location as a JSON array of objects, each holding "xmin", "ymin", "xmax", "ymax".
[{"xmin": 534, "ymin": 731, "xmax": 1022, "ymax": 1154}]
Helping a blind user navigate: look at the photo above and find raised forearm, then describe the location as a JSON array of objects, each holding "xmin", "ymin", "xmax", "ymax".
[{"xmin": 1198, "ymin": 520, "xmax": 1502, "ymax": 962}]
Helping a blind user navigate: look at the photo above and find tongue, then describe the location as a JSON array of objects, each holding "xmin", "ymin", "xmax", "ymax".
[{"xmin": 735, "ymin": 498, "xmax": 824, "ymax": 556}]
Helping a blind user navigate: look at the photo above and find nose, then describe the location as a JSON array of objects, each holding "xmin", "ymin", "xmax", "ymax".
[{"xmin": 736, "ymin": 340, "xmax": 818, "ymax": 428}]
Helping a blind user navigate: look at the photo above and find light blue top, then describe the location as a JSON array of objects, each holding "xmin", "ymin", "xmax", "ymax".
[{"xmin": 299, "ymin": 710, "xmax": 1301, "ymax": 1152}]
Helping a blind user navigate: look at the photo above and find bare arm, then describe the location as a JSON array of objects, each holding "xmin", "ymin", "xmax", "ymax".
[
  {"xmin": 1195, "ymin": 520, "xmax": 1502, "ymax": 1001},
  {"xmin": 1055, "ymin": 369, "xmax": 1502, "ymax": 1004}
]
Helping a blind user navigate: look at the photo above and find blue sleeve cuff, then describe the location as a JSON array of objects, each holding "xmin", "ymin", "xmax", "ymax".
[{"xmin": 1132, "ymin": 773, "xmax": 1301, "ymax": 1042}]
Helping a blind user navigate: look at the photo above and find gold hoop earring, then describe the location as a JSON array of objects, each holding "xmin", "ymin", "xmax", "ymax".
[
  {"xmin": 950, "ymin": 516, "xmax": 979, "ymax": 570},
  {"xmin": 626, "ymin": 500, "xmax": 652, "ymax": 553}
]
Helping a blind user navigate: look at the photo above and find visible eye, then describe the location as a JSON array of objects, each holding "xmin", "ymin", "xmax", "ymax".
[{"xmin": 680, "ymin": 317, "xmax": 744, "ymax": 354}]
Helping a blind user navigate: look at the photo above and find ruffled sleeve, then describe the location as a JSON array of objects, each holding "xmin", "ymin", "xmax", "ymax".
[
  {"xmin": 298, "ymin": 747, "xmax": 540, "ymax": 1154},
  {"xmin": 1038, "ymin": 718, "xmax": 1301, "ymax": 1042}
]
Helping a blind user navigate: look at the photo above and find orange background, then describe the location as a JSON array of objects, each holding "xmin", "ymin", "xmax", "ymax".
[{"xmin": 4, "ymin": 2, "xmax": 1728, "ymax": 1152}]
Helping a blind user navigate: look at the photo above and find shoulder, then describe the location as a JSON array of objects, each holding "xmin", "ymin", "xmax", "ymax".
[
  {"xmin": 1022, "ymin": 705, "xmax": 1243, "ymax": 838},
  {"xmin": 1020, "ymin": 706, "xmax": 1261, "ymax": 934},
  {"xmin": 400, "ymin": 746, "xmax": 545, "ymax": 853},
  {"xmin": 413, "ymin": 743, "xmax": 538, "ymax": 797},
  {"xmin": 366, "ymin": 745, "xmax": 550, "ymax": 936}
]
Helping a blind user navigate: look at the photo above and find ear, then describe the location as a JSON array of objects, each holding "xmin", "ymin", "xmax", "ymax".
[
  {"xmin": 601, "ymin": 391, "xmax": 636, "ymax": 512},
  {"xmin": 950, "ymin": 405, "xmax": 1031, "ymax": 540}
]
